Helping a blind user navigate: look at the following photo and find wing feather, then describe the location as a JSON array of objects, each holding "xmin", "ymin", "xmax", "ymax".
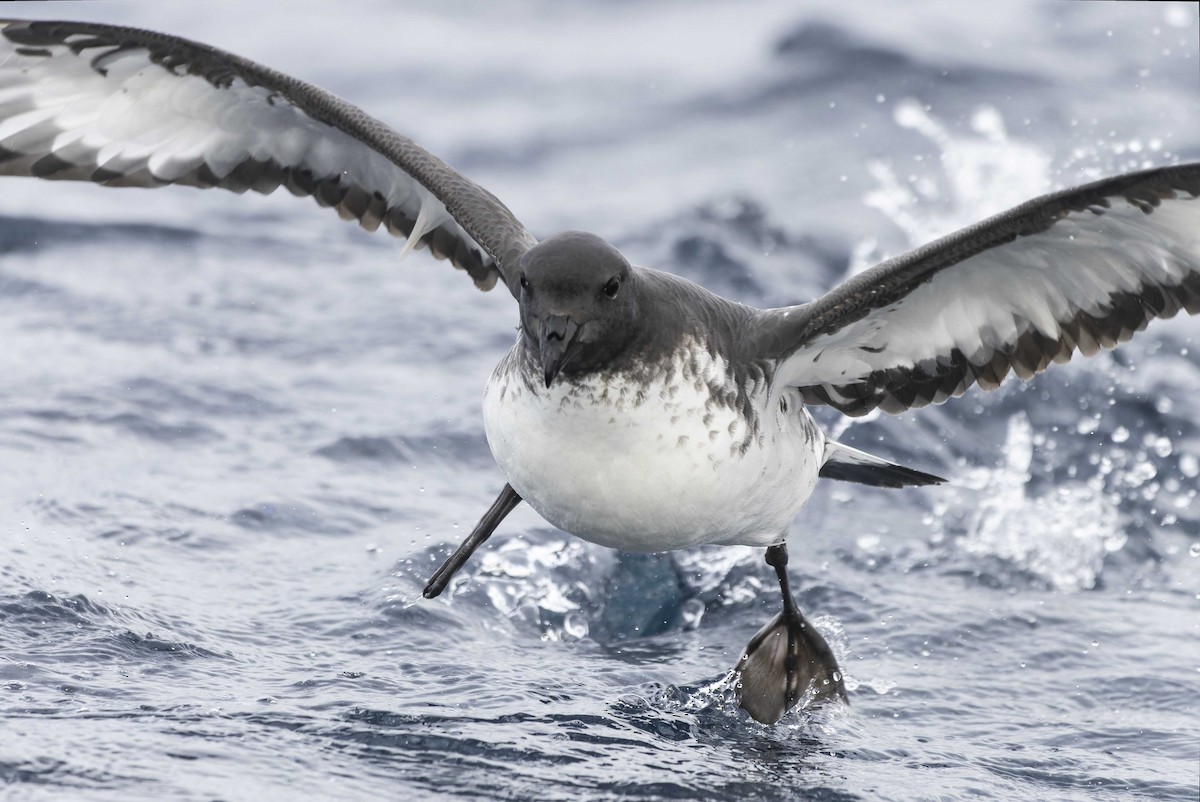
[
  {"xmin": 0, "ymin": 18, "xmax": 536, "ymax": 292},
  {"xmin": 763, "ymin": 164, "xmax": 1200, "ymax": 415}
]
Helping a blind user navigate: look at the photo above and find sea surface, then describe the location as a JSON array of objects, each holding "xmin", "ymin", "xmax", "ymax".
[{"xmin": 1, "ymin": 1, "xmax": 1198, "ymax": 800}]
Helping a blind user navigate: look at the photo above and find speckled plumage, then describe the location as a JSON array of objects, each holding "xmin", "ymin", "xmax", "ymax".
[
  {"xmin": 484, "ymin": 334, "xmax": 823, "ymax": 551},
  {"xmin": 3, "ymin": 16, "xmax": 1198, "ymax": 726}
]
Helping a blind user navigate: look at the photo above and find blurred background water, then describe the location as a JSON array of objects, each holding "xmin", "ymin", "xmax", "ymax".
[{"xmin": 1, "ymin": 1, "xmax": 1197, "ymax": 800}]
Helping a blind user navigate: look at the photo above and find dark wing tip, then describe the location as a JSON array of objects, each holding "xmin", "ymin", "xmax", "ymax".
[{"xmin": 819, "ymin": 460, "xmax": 946, "ymax": 488}]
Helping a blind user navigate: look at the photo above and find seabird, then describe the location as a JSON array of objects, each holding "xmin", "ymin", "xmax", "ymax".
[{"xmin": 1, "ymin": 19, "xmax": 1197, "ymax": 725}]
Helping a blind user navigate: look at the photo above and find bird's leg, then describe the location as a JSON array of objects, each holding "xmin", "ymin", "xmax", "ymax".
[
  {"xmin": 735, "ymin": 542, "xmax": 847, "ymax": 724},
  {"xmin": 422, "ymin": 483, "xmax": 523, "ymax": 599}
]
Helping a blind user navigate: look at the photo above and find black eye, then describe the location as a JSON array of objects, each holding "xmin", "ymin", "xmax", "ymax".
[
  {"xmin": 603, "ymin": 276, "xmax": 621, "ymax": 299},
  {"xmin": 519, "ymin": 274, "xmax": 530, "ymax": 292}
]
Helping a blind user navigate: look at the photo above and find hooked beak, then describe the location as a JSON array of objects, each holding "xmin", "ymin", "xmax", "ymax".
[{"xmin": 539, "ymin": 314, "xmax": 581, "ymax": 388}]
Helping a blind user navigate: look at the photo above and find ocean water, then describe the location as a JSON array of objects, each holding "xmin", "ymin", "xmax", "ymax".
[{"xmin": 1, "ymin": 1, "xmax": 1198, "ymax": 800}]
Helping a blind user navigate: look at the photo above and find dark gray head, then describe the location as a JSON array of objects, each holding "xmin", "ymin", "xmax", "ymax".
[{"xmin": 514, "ymin": 231, "xmax": 639, "ymax": 387}]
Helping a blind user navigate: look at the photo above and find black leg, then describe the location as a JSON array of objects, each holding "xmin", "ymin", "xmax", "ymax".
[
  {"xmin": 423, "ymin": 483, "xmax": 523, "ymax": 599},
  {"xmin": 736, "ymin": 542, "xmax": 847, "ymax": 724}
]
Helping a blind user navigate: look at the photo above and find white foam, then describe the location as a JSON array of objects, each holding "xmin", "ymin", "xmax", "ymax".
[{"xmin": 959, "ymin": 413, "xmax": 1125, "ymax": 591}]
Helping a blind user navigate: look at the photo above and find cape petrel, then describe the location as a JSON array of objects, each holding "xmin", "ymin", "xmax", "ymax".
[{"xmin": 1, "ymin": 19, "xmax": 1197, "ymax": 724}]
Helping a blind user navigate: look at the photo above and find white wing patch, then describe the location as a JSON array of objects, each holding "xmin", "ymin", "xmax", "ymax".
[
  {"xmin": 779, "ymin": 191, "xmax": 1200, "ymax": 413},
  {"xmin": 0, "ymin": 21, "xmax": 502, "ymax": 289}
]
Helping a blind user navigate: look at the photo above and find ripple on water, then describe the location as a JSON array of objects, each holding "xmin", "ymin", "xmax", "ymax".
[
  {"xmin": 1, "ymin": 3, "xmax": 1198, "ymax": 800},
  {"xmin": 314, "ymin": 430, "xmax": 492, "ymax": 467},
  {"xmin": 0, "ymin": 590, "xmax": 228, "ymax": 679},
  {"xmin": 0, "ymin": 756, "xmax": 142, "ymax": 792}
]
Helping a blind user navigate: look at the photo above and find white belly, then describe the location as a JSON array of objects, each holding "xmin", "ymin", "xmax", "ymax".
[{"xmin": 482, "ymin": 344, "xmax": 825, "ymax": 551}]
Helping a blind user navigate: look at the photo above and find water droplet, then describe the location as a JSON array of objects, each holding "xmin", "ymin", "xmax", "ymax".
[
  {"xmin": 862, "ymin": 677, "xmax": 897, "ymax": 695},
  {"xmin": 1164, "ymin": 5, "xmax": 1192, "ymax": 28},
  {"xmin": 562, "ymin": 611, "xmax": 589, "ymax": 641},
  {"xmin": 1179, "ymin": 454, "xmax": 1199, "ymax": 479}
]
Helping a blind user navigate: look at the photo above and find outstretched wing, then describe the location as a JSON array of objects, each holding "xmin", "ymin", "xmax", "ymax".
[
  {"xmin": 762, "ymin": 163, "xmax": 1200, "ymax": 415},
  {"xmin": 0, "ymin": 19, "xmax": 536, "ymax": 292}
]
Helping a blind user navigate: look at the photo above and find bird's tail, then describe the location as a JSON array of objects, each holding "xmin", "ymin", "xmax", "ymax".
[{"xmin": 819, "ymin": 441, "xmax": 945, "ymax": 488}]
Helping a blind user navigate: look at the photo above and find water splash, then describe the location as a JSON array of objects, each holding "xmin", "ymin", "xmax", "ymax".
[
  {"xmin": 850, "ymin": 100, "xmax": 1052, "ymax": 275},
  {"xmin": 450, "ymin": 534, "xmax": 604, "ymax": 641},
  {"xmin": 673, "ymin": 546, "xmax": 764, "ymax": 608},
  {"xmin": 958, "ymin": 413, "xmax": 1124, "ymax": 591},
  {"xmin": 834, "ymin": 100, "xmax": 1051, "ymax": 444},
  {"xmin": 646, "ymin": 670, "xmax": 741, "ymax": 716}
]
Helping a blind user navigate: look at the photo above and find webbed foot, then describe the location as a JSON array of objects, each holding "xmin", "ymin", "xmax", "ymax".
[
  {"xmin": 736, "ymin": 606, "xmax": 847, "ymax": 724},
  {"xmin": 735, "ymin": 543, "xmax": 847, "ymax": 724}
]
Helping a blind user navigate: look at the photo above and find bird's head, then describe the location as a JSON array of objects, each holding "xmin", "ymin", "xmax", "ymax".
[{"xmin": 514, "ymin": 231, "xmax": 639, "ymax": 387}]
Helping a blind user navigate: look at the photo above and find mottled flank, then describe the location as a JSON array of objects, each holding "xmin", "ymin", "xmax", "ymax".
[
  {"xmin": 483, "ymin": 334, "xmax": 821, "ymax": 552},
  {"xmin": 516, "ymin": 334, "xmax": 768, "ymax": 457}
]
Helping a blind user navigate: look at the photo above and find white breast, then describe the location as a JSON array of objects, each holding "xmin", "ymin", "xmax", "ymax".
[{"xmin": 482, "ymin": 341, "xmax": 825, "ymax": 551}]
